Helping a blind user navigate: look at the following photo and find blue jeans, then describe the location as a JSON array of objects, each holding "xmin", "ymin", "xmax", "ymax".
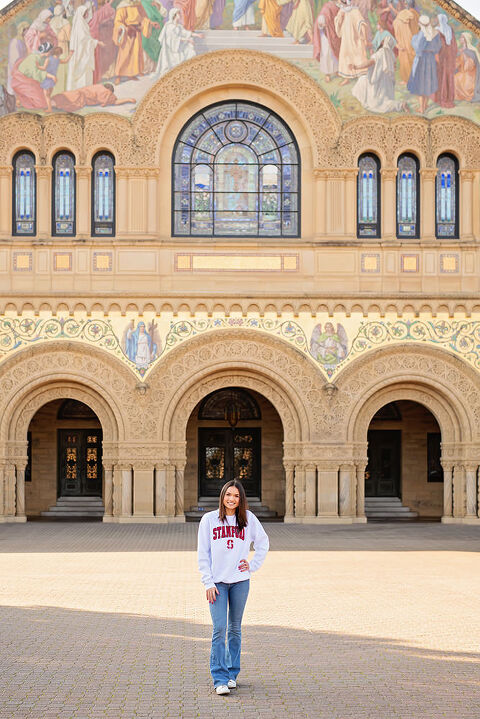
[{"xmin": 209, "ymin": 580, "xmax": 250, "ymax": 687}]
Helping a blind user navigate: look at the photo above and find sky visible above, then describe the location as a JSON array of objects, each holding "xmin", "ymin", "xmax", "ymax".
[{"xmin": 0, "ymin": 0, "xmax": 479, "ymax": 16}]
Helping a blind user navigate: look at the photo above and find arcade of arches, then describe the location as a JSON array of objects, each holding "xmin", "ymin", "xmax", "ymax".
[
  {"xmin": 1, "ymin": 337, "xmax": 480, "ymax": 525},
  {"xmin": 2, "ymin": 0, "xmax": 480, "ymax": 528}
]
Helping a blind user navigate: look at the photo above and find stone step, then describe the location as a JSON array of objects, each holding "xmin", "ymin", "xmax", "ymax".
[
  {"xmin": 41, "ymin": 510, "xmax": 104, "ymax": 517},
  {"xmin": 42, "ymin": 495, "xmax": 105, "ymax": 518},
  {"xmin": 195, "ymin": 30, "xmax": 313, "ymax": 59},
  {"xmin": 56, "ymin": 500, "xmax": 104, "ymax": 507},
  {"xmin": 365, "ymin": 496, "xmax": 418, "ymax": 519}
]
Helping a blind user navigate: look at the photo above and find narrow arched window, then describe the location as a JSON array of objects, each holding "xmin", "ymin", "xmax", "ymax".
[
  {"xmin": 52, "ymin": 152, "xmax": 76, "ymax": 237},
  {"xmin": 436, "ymin": 154, "xmax": 458, "ymax": 239},
  {"xmin": 172, "ymin": 101, "xmax": 300, "ymax": 237},
  {"xmin": 13, "ymin": 150, "xmax": 36, "ymax": 236},
  {"xmin": 357, "ymin": 154, "xmax": 380, "ymax": 238},
  {"xmin": 92, "ymin": 152, "xmax": 115, "ymax": 236},
  {"xmin": 397, "ymin": 153, "xmax": 420, "ymax": 238}
]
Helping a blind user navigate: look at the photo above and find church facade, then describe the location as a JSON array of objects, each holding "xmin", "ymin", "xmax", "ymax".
[{"xmin": 1, "ymin": 0, "xmax": 480, "ymax": 524}]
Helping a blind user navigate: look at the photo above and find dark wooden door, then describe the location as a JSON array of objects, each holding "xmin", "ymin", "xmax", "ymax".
[
  {"xmin": 365, "ymin": 430, "xmax": 401, "ymax": 497},
  {"xmin": 58, "ymin": 429, "xmax": 103, "ymax": 497},
  {"xmin": 199, "ymin": 428, "xmax": 261, "ymax": 497}
]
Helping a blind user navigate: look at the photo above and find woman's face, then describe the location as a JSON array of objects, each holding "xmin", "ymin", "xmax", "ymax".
[{"xmin": 223, "ymin": 486, "xmax": 240, "ymax": 511}]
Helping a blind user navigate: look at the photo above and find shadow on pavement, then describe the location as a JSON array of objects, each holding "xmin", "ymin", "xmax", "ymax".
[{"xmin": 0, "ymin": 605, "xmax": 479, "ymax": 718}]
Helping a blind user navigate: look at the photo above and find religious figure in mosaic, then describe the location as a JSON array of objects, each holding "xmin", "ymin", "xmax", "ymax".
[
  {"xmin": 121, "ymin": 319, "xmax": 162, "ymax": 369},
  {"xmin": 310, "ymin": 322, "xmax": 348, "ymax": 367}
]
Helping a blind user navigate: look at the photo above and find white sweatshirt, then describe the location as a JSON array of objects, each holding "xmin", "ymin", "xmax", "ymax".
[{"xmin": 197, "ymin": 509, "xmax": 269, "ymax": 589}]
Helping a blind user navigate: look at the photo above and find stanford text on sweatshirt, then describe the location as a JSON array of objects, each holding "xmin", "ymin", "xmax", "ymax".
[{"xmin": 197, "ymin": 509, "xmax": 269, "ymax": 589}]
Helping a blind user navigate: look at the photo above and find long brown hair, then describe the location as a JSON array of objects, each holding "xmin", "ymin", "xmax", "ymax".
[{"xmin": 218, "ymin": 480, "xmax": 249, "ymax": 531}]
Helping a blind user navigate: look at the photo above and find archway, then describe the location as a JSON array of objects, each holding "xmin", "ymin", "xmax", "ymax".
[
  {"xmin": 25, "ymin": 399, "xmax": 104, "ymax": 518},
  {"xmin": 184, "ymin": 387, "xmax": 283, "ymax": 520},
  {"xmin": 365, "ymin": 400, "xmax": 443, "ymax": 520}
]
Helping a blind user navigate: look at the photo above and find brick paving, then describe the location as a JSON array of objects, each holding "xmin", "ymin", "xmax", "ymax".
[{"xmin": 1, "ymin": 521, "xmax": 480, "ymax": 718}]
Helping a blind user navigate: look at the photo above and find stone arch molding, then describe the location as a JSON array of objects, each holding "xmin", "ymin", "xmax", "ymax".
[
  {"xmin": 333, "ymin": 344, "xmax": 479, "ymax": 446},
  {"xmin": 149, "ymin": 329, "xmax": 329, "ymax": 443},
  {"xmin": 0, "ymin": 342, "xmax": 137, "ymax": 444},
  {"xmin": 133, "ymin": 49, "xmax": 341, "ymax": 168}
]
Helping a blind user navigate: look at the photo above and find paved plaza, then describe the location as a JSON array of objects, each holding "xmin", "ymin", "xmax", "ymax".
[{"xmin": 1, "ymin": 521, "xmax": 480, "ymax": 718}]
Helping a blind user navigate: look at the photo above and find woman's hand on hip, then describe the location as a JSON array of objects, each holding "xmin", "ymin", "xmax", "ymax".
[
  {"xmin": 206, "ymin": 586, "xmax": 219, "ymax": 603},
  {"xmin": 238, "ymin": 559, "xmax": 250, "ymax": 572}
]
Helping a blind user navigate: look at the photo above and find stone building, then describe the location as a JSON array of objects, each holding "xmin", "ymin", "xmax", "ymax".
[{"xmin": 0, "ymin": 0, "xmax": 480, "ymax": 524}]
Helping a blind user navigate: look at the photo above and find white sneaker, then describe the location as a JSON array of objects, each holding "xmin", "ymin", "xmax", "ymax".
[
  {"xmin": 227, "ymin": 679, "xmax": 237, "ymax": 689},
  {"xmin": 215, "ymin": 685, "xmax": 230, "ymax": 695}
]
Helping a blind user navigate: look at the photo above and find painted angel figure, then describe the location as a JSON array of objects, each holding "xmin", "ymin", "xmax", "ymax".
[
  {"xmin": 121, "ymin": 319, "xmax": 161, "ymax": 369},
  {"xmin": 310, "ymin": 322, "xmax": 348, "ymax": 366}
]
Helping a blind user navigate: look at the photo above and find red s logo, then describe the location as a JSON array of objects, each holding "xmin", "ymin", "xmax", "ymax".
[{"xmin": 227, "ymin": 539, "xmax": 234, "ymax": 549}]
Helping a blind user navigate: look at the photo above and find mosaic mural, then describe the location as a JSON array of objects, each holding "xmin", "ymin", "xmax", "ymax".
[
  {"xmin": 0, "ymin": 0, "xmax": 480, "ymax": 122},
  {"xmin": 2, "ymin": 312, "xmax": 480, "ymax": 379}
]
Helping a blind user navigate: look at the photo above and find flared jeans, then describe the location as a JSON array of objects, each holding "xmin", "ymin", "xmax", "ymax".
[{"xmin": 209, "ymin": 579, "xmax": 250, "ymax": 687}]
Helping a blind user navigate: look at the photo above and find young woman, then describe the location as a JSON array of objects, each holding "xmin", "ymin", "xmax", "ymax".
[{"xmin": 197, "ymin": 479, "xmax": 269, "ymax": 695}]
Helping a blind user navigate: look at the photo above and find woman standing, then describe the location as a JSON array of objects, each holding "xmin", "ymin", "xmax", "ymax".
[{"xmin": 198, "ymin": 480, "xmax": 269, "ymax": 696}]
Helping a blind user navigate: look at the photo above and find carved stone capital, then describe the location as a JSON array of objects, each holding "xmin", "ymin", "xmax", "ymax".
[
  {"xmin": 35, "ymin": 165, "xmax": 52, "ymax": 178},
  {"xmin": 380, "ymin": 168, "xmax": 397, "ymax": 181},
  {"xmin": 419, "ymin": 168, "xmax": 437, "ymax": 181},
  {"xmin": 75, "ymin": 165, "xmax": 92, "ymax": 178}
]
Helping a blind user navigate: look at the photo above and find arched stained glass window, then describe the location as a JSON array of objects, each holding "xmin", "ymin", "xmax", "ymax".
[
  {"xmin": 13, "ymin": 150, "xmax": 36, "ymax": 236},
  {"xmin": 357, "ymin": 154, "xmax": 380, "ymax": 238},
  {"xmin": 397, "ymin": 153, "xmax": 420, "ymax": 238},
  {"xmin": 436, "ymin": 154, "xmax": 458, "ymax": 238},
  {"xmin": 92, "ymin": 152, "xmax": 115, "ymax": 236},
  {"xmin": 53, "ymin": 152, "xmax": 76, "ymax": 236},
  {"xmin": 173, "ymin": 101, "xmax": 300, "ymax": 237}
]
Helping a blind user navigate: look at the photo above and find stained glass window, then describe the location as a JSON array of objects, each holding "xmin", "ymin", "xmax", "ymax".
[
  {"xmin": 53, "ymin": 152, "xmax": 75, "ymax": 236},
  {"xmin": 357, "ymin": 154, "xmax": 380, "ymax": 238},
  {"xmin": 397, "ymin": 154, "xmax": 420, "ymax": 238},
  {"xmin": 436, "ymin": 154, "xmax": 458, "ymax": 238},
  {"xmin": 173, "ymin": 101, "xmax": 300, "ymax": 237},
  {"xmin": 13, "ymin": 151, "xmax": 36, "ymax": 236},
  {"xmin": 92, "ymin": 152, "xmax": 115, "ymax": 236}
]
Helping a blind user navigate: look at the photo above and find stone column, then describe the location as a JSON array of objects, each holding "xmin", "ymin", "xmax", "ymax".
[
  {"xmin": 147, "ymin": 170, "xmax": 158, "ymax": 235},
  {"xmin": 103, "ymin": 465, "xmax": 114, "ymax": 517},
  {"xmin": 305, "ymin": 465, "xmax": 316, "ymax": 519},
  {"xmin": 345, "ymin": 169, "xmax": 358, "ymax": 237},
  {"xmin": 283, "ymin": 463, "xmax": 294, "ymax": 519},
  {"xmin": 441, "ymin": 462, "xmax": 453, "ymax": 519},
  {"xmin": 35, "ymin": 165, "xmax": 52, "ymax": 239},
  {"xmin": 75, "ymin": 166, "xmax": 91, "ymax": 238},
  {"xmin": 5, "ymin": 464, "xmax": 16, "ymax": 517},
  {"xmin": 293, "ymin": 465, "xmax": 305, "ymax": 518},
  {"xmin": 316, "ymin": 462, "xmax": 339, "ymax": 518},
  {"xmin": 117, "ymin": 170, "xmax": 129, "ymax": 236},
  {"xmin": 0, "ymin": 166, "xmax": 12, "ymax": 237},
  {"xmin": 314, "ymin": 170, "xmax": 326, "ymax": 238},
  {"xmin": 112, "ymin": 464, "xmax": 122, "ymax": 517},
  {"xmin": 175, "ymin": 464, "xmax": 185, "ymax": 518},
  {"xmin": 15, "ymin": 465, "xmax": 26, "ymax": 519},
  {"xmin": 380, "ymin": 169, "xmax": 397, "ymax": 240},
  {"xmin": 464, "ymin": 464, "xmax": 478, "ymax": 518},
  {"xmin": 452, "ymin": 464, "xmax": 464, "ymax": 518},
  {"xmin": 420, "ymin": 168, "xmax": 437, "ymax": 241},
  {"xmin": 133, "ymin": 465, "xmax": 154, "ymax": 517},
  {"xmin": 166, "ymin": 464, "xmax": 176, "ymax": 517},
  {"xmin": 155, "ymin": 464, "xmax": 167, "ymax": 517},
  {"xmin": 339, "ymin": 464, "xmax": 354, "ymax": 517},
  {"xmin": 356, "ymin": 463, "xmax": 367, "ymax": 520},
  {"xmin": 0, "ymin": 463, "xmax": 5, "ymax": 519},
  {"xmin": 121, "ymin": 466, "xmax": 132, "ymax": 517},
  {"xmin": 460, "ymin": 170, "xmax": 474, "ymax": 240}
]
